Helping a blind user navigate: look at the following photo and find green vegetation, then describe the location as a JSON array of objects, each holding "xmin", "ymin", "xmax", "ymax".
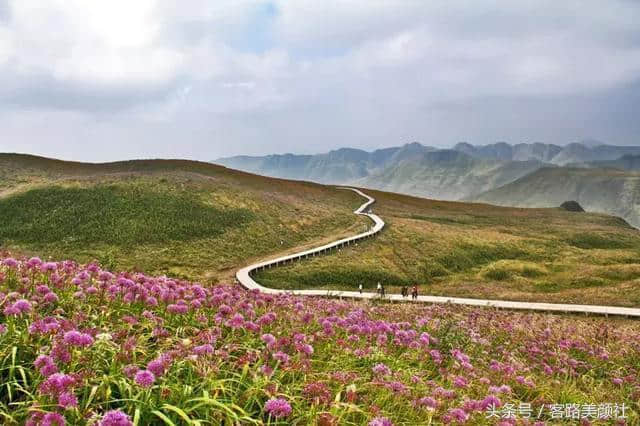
[
  {"xmin": 0, "ymin": 154, "xmax": 365, "ymax": 281},
  {"xmin": 3, "ymin": 258, "xmax": 639, "ymax": 425},
  {"xmin": 0, "ymin": 185, "xmax": 253, "ymax": 245},
  {"xmin": 566, "ymin": 232, "xmax": 636, "ymax": 249},
  {"xmin": 4, "ymin": 153, "xmax": 640, "ymax": 307},
  {"xmin": 257, "ymin": 190, "xmax": 640, "ymax": 307}
]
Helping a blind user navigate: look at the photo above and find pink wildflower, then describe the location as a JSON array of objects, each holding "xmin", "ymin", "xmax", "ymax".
[
  {"xmin": 264, "ymin": 397, "xmax": 292, "ymax": 418},
  {"xmin": 273, "ymin": 351, "xmax": 290, "ymax": 364},
  {"xmin": 98, "ymin": 410, "xmax": 133, "ymax": 426},
  {"xmin": 134, "ymin": 370, "xmax": 155, "ymax": 388},
  {"xmin": 261, "ymin": 333, "xmax": 276, "ymax": 348},
  {"xmin": 193, "ymin": 344, "xmax": 214, "ymax": 356},
  {"xmin": 372, "ymin": 363, "xmax": 392, "ymax": 377},
  {"xmin": 58, "ymin": 391, "xmax": 78, "ymax": 409},
  {"xmin": 2, "ymin": 258, "xmax": 18, "ymax": 268},
  {"xmin": 40, "ymin": 373, "xmax": 75, "ymax": 396},
  {"xmin": 481, "ymin": 395, "xmax": 502, "ymax": 409},
  {"xmin": 369, "ymin": 417, "xmax": 393, "ymax": 426},
  {"xmin": 12, "ymin": 299, "xmax": 32, "ymax": 314},
  {"xmin": 41, "ymin": 412, "xmax": 66, "ymax": 426},
  {"xmin": 453, "ymin": 376, "xmax": 469, "ymax": 388},
  {"xmin": 63, "ymin": 330, "xmax": 94, "ymax": 347},
  {"xmin": 415, "ymin": 396, "xmax": 439, "ymax": 409},
  {"xmin": 447, "ymin": 408, "xmax": 469, "ymax": 423},
  {"xmin": 227, "ymin": 313, "xmax": 245, "ymax": 329}
]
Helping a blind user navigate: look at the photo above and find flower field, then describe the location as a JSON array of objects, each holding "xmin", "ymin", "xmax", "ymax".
[{"xmin": 0, "ymin": 255, "xmax": 638, "ymax": 425}]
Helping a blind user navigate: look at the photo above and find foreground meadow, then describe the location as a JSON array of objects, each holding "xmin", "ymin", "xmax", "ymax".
[{"xmin": 0, "ymin": 255, "xmax": 638, "ymax": 425}]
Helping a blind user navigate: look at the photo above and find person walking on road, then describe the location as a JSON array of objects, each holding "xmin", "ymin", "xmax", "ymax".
[
  {"xmin": 376, "ymin": 282, "xmax": 381, "ymax": 296},
  {"xmin": 411, "ymin": 285, "xmax": 418, "ymax": 300},
  {"xmin": 401, "ymin": 286, "xmax": 408, "ymax": 298},
  {"xmin": 358, "ymin": 283, "xmax": 363, "ymax": 294},
  {"xmin": 380, "ymin": 283, "xmax": 386, "ymax": 298}
]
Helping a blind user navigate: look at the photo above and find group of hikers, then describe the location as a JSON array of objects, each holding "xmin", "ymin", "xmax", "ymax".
[{"xmin": 357, "ymin": 282, "xmax": 419, "ymax": 300}]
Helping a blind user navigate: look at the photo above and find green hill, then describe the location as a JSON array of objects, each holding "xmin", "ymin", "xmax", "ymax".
[
  {"xmin": 0, "ymin": 153, "xmax": 366, "ymax": 280},
  {"xmin": 472, "ymin": 167, "xmax": 640, "ymax": 227},
  {"xmin": 256, "ymin": 188, "xmax": 640, "ymax": 307},
  {"xmin": 4, "ymin": 153, "xmax": 640, "ymax": 307}
]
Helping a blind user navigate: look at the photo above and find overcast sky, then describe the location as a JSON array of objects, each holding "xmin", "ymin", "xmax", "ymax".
[{"xmin": 1, "ymin": 1, "xmax": 640, "ymax": 162}]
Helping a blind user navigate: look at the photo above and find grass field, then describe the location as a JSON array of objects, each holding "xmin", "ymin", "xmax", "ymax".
[
  {"xmin": 1, "ymin": 256, "xmax": 638, "ymax": 425},
  {"xmin": 4, "ymin": 153, "xmax": 640, "ymax": 307},
  {"xmin": 0, "ymin": 154, "xmax": 365, "ymax": 281},
  {"xmin": 256, "ymin": 189, "xmax": 640, "ymax": 307}
]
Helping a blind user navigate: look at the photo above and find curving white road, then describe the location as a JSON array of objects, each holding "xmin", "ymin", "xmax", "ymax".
[{"xmin": 236, "ymin": 187, "xmax": 640, "ymax": 318}]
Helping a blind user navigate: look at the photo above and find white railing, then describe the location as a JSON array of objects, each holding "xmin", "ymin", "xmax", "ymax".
[{"xmin": 236, "ymin": 188, "xmax": 640, "ymax": 318}]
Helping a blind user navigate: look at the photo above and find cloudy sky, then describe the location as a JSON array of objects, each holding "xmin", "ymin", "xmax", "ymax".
[{"xmin": 1, "ymin": 0, "xmax": 640, "ymax": 161}]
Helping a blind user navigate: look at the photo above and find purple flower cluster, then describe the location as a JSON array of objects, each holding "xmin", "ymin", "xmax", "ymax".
[
  {"xmin": 1, "ymin": 254, "xmax": 639, "ymax": 425},
  {"xmin": 264, "ymin": 397, "xmax": 292, "ymax": 418},
  {"xmin": 134, "ymin": 370, "xmax": 155, "ymax": 388},
  {"xmin": 63, "ymin": 330, "xmax": 94, "ymax": 347},
  {"xmin": 98, "ymin": 410, "xmax": 133, "ymax": 426}
]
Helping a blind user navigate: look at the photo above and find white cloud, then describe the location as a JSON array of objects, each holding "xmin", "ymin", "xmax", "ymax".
[{"xmin": 0, "ymin": 0, "xmax": 639, "ymax": 160}]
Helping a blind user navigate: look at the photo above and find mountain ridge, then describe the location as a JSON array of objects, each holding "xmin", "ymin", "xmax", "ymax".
[{"xmin": 215, "ymin": 141, "xmax": 640, "ymax": 227}]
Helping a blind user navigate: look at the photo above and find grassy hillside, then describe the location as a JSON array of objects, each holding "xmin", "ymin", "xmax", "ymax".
[
  {"xmin": 472, "ymin": 167, "xmax": 640, "ymax": 228},
  {"xmin": 0, "ymin": 154, "xmax": 366, "ymax": 280},
  {"xmin": 256, "ymin": 189, "xmax": 640, "ymax": 307},
  {"xmin": 5, "ymin": 153, "xmax": 640, "ymax": 307}
]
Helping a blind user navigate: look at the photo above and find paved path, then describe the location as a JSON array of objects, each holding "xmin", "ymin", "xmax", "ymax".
[{"xmin": 236, "ymin": 188, "xmax": 640, "ymax": 318}]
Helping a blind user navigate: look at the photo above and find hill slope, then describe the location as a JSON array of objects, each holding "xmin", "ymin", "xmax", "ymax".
[
  {"xmin": 5, "ymin": 153, "xmax": 640, "ymax": 307},
  {"xmin": 256, "ymin": 188, "xmax": 640, "ymax": 307},
  {"xmin": 0, "ymin": 153, "xmax": 366, "ymax": 280},
  {"xmin": 472, "ymin": 167, "xmax": 640, "ymax": 228}
]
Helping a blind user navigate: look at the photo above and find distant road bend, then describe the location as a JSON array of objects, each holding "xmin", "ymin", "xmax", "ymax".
[{"xmin": 236, "ymin": 187, "xmax": 640, "ymax": 318}]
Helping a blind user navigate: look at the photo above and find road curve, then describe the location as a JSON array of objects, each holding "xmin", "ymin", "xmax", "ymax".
[{"xmin": 236, "ymin": 188, "xmax": 640, "ymax": 318}]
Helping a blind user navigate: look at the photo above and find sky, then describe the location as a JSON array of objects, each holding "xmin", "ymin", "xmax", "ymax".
[{"xmin": 1, "ymin": 0, "xmax": 640, "ymax": 162}]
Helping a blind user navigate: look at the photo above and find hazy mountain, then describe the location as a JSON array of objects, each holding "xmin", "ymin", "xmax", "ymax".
[
  {"xmin": 355, "ymin": 150, "xmax": 545, "ymax": 200},
  {"xmin": 550, "ymin": 143, "xmax": 640, "ymax": 165},
  {"xmin": 472, "ymin": 167, "xmax": 640, "ymax": 227},
  {"xmin": 453, "ymin": 141, "xmax": 640, "ymax": 165},
  {"xmin": 453, "ymin": 141, "xmax": 563, "ymax": 163},
  {"xmin": 569, "ymin": 154, "xmax": 640, "ymax": 171},
  {"xmin": 216, "ymin": 143, "xmax": 436, "ymax": 184},
  {"xmin": 216, "ymin": 141, "xmax": 640, "ymax": 226}
]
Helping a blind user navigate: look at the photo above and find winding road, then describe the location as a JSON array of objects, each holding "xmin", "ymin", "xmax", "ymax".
[{"xmin": 236, "ymin": 188, "xmax": 640, "ymax": 318}]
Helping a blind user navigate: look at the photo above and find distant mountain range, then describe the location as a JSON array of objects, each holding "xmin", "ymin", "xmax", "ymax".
[{"xmin": 215, "ymin": 141, "xmax": 640, "ymax": 227}]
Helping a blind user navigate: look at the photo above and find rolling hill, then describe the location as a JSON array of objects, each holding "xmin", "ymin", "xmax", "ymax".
[
  {"xmin": 0, "ymin": 153, "xmax": 367, "ymax": 280},
  {"xmin": 3, "ymin": 153, "xmax": 640, "ymax": 306},
  {"xmin": 472, "ymin": 167, "xmax": 640, "ymax": 228},
  {"xmin": 255, "ymin": 187, "xmax": 640, "ymax": 307}
]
